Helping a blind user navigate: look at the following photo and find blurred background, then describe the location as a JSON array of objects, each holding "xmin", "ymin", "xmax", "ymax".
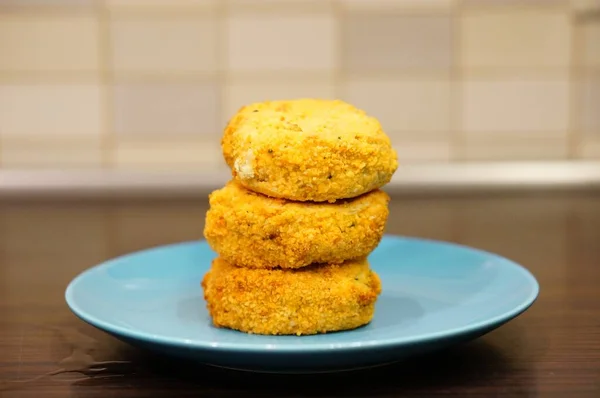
[{"xmin": 0, "ymin": 0, "xmax": 598, "ymax": 178}]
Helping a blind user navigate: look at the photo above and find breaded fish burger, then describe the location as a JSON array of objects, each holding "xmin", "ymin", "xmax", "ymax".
[
  {"xmin": 204, "ymin": 180, "xmax": 390, "ymax": 269},
  {"xmin": 222, "ymin": 99, "xmax": 398, "ymax": 202},
  {"xmin": 202, "ymin": 257, "xmax": 381, "ymax": 335}
]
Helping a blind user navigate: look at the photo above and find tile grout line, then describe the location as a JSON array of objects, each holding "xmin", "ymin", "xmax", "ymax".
[
  {"xmin": 332, "ymin": 0, "xmax": 344, "ymax": 101},
  {"xmin": 459, "ymin": 2, "xmax": 570, "ymax": 13},
  {"xmin": 222, "ymin": 0, "xmax": 337, "ymax": 16},
  {"xmin": 568, "ymin": 3, "xmax": 583, "ymax": 160},
  {"xmin": 0, "ymin": 67, "xmax": 592, "ymax": 82},
  {"xmin": 450, "ymin": 0, "xmax": 463, "ymax": 162},
  {"xmin": 0, "ymin": 5, "xmax": 97, "ymax": 15},
  {"xmin": 97, "ymin": 2, "xmax": 115, "ymax": 169},
  {"xmin": 217, "ymin": 0, "xmax": 229, "ymax": 151}
]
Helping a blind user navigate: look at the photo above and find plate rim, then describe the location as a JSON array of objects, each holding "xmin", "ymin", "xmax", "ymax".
[{"xmin": 65, "ymin": 235, "xmax": 540, "ymax": 353}]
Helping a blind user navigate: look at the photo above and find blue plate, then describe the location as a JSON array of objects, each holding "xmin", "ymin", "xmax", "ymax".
[{"xmin": 65, "ymin": 235, "xmax": 539, "ymax": 374}]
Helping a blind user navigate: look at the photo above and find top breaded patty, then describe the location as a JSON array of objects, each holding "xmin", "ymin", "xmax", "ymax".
[{"xmin": 222, "ymin": 99, "xmax": 398, "ymax": 202}]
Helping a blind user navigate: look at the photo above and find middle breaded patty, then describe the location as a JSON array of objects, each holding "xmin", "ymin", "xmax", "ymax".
[
  {"xmin": 203, "ymin": 180, "xmax": 390, "ymax": 269},
  {"xmin": 202, "ymin": 257, "xmax": 382, "ymax": 335}
]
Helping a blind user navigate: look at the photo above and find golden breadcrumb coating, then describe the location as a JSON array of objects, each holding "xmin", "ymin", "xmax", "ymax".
[
  {"xmin": 204, "ymin": 180, "xmax": 390, "ymax": 269},
  {"xmin": 202, "ymin": 257, "xmax": 381, "ymax": 336},
  {"xmin": 222, "ymin": 98, "xmax": 398, "ymax": 202}
]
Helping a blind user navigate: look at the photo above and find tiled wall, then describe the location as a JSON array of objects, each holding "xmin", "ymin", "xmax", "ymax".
[{"xmin": 0, "ymin": 0, "xmax": 599, "ymax": 171}]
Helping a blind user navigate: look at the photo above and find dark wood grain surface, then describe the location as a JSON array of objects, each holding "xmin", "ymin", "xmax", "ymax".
[{"xmin": 1, "ymin": 193, "xmax": 599, "ymax": 397}]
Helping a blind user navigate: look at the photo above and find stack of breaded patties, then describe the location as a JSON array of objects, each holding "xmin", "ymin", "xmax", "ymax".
[{"xmin": 202, "ymin": 99, "xmax": 398, "ymax": 336}]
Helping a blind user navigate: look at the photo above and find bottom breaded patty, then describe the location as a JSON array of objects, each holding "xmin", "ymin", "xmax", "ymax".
[{"xmin": 201, "ymin": 257, "xmax": 381, "ymax": 336}]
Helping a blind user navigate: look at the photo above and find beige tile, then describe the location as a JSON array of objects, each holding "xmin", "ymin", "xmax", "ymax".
[
  {"xmin": 340, "ymin": 0, "xmax": 454, "ymax": 10},
  {"xmin": 463, "ymin": 0, "xmax": 567, "ymax": 5},
  {"xmin": 110, "ymin": 15, "xmax": 218, "ymax": 75},
  {"xmin": 113, "ymin": 82, "xmax": 219, "ymax": 136},
  {"xmin": 0, "ymin": 0, "xmax": 96, "ymax": 7},
  {"xmin": 106, "ymin": 0, "xmax": 216, "ymax": 8},
  {"xmin": 581, "ymin": 77, "xmax": 600, "ymax": 135},
  {"xmin": 0, "ymin": 84, "xmax": 101, "ymax": 135},
  {"xmin": 580, "ymin": 139, "xmax": 600, "ymax": 159},
  {"xmin": 226, "ymin": 14, "xmax": 336, "ymax": 72},
  {"xmin": 393, "ymin": 140, "xmax": 452, "ymax": 163},
  {"xmin": 463, "ymin": 137, "xmax": 569, "ymax": 160},
  {"xmin": 114, "ymin": 136, "xmax": 224, "ymax": 170},
  {"xmin": 461, "ymin": 10, "xmax": 571, "ymax": 69},
  {"xmin": 343, "ymin": 14, "xmax": 452, "ymax": 72},
  {"xmin": 341, "ymin": 78, "xmax": 452, "ymax": 135},
  {"xmin": 223, "ymin": 77, "xmax": 336, "ymax": 125},
  {"xmin": 462, "ymin": 78, "xmax": 569, "ymax": 136},
  {"xmin": 572, "ymin": 0, "xmax": 600, "ymax": 13},
  {"xmin": 227, "ymin": 0, "xmax": 334, "ymax": 11},
  {"xmin": 1, "ymin": 136, "xmax": 102, "ymax": 168},
  {"xmin": 581, "ymin": 24, "xmax": 600, "ymax": 67},
  {"xmin": 0, "ymin": 14, "xmax": 99, "ymax": 73}
]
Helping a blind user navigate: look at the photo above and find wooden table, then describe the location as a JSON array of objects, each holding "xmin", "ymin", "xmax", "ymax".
[{"xmin": 1, "ymin": 193, "xmax": 599, "ymax": 397}]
